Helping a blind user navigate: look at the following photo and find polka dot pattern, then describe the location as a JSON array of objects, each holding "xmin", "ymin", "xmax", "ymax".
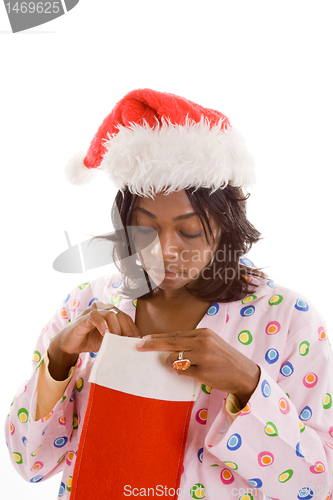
[
  {"xmin": 297, "ymin": 487, "xmax": 314, "ymax": 499},
  {"xmin": 268, "ymin": 295, "xmax": 283, "ymax": 306},
  {"xmin": 299, "ymin": 406, "xmax": 313, "ymax": 421},
  {"xmin": 17, "ymin": 408, "xmax": 29, "ymax": 424},
  {"xmin": 88, "ymin": 297, "xmax": 99, "ymax": 307},
  {"xmin": 238, "ymin": 330, "xmax": 253, "ymax": 345},
  {"xmin": 323, "ymin": 393, "xmax": 332, "ymax": 409},
  {"xmin": 242, "ymin": 295, "xmax": 257, "ymax": 304},
  {"xmin": 239, "ymin": 402, "xmax": 251, "ymax": 416},
  {"xmin": 30, "ymin": 475, "xmax": 43, "ymax": 483},
  {"xmin": 318, "ymin": 327, "xmax": 327, "ymax": 341},
  {"xmin": 278, "ymin": 398, "xmax": 290, "ymax": 414},
  {"xmin": 299, "ymin": 341, "xmax": 310, "ymax": 356},
  {"xmin": 13, "ymin": 452, "xmax": 23, "ymax": 464},
  {"xmin": 264, "ymin": 421, "xmax": 278, "ymax": 437},
  {"xmin": 240, "ymin": 257, "xmax": 254, "ymax": 267},
  {"xmin": 71, "ymin": 299, "xmax": 80, "ymax": 311},
  {"xmin": 258, "ymin": 451, "xmax": 274, "ymax": 467},
  {"xmin": 309, "ymin": 461, "xmax": 325, "ymax": 474},
  {"xmin": 190, "ymin": 483, "xmax": 206, "ymax": 499},
  {"xmin": 280, "ymin": 361, "xmax": 294, "ymax": 377},
  {"xmin": 294, "ymin": 299, "xmax": 309, "ymax": 312},
  {"xmin": 195, "ymin": 409, "xmax": 208, "ymax": 425},
  {"xmin": 261, "ymin": 380, "xmax": 271, "ymax": 397},
  {"xmin": 296, "ymin": 442, "xmax": 304, "ymax": 457},
  {"xmin": 247, "ymin": 478, "xmax": 262, "ymax": 488},
  {"xmin": 227, "ymin": 434, "xmax": 242, "ymax": 451},
  {"xmin": 54, "ymin": 436, "xmax": 68, "ymax": 448},
  {"xmin": 265, "ymin": 348, "xmax": 279, "ymax": 364},
  {"xmin": 110, "ymin": 294, "xmax": 122, "ymax": 307},
  {"xmin": 220, "ymin": 468, "xmax": 234, "ymax": 484},
  {"xmin": 265, "ymin": 321, "xmax": 281, "ymax": 335},
  {"xmin": 78, "ymin": 283, "xmax": 90, "ymax": 290},
  {"xmin": 240, "ymin": 305, "xmax": 256, "ymax": 317},
  {"xmin": 207, "ymin": 303, "xmax": 219, "ymax": 316},
  {"xmin": 30, "ymin": 461, "xmax": 43, "ymax": 471},
  {"xmin": 278, "ymin": 469, "xmax": 294, "ymax": 483},
  {"xmin": 58, "ymin": 482, "xmax": 66, "ymax": 497},
  {"xmin": 303, "ymin": 373, "xmax": 318, "ymax": 388},
  {"xmin": 5, "ymin": 272, "xmax": 333, "ymax": 500},
  {"xmin": 223, "ymin": 461, "xmax": 238, "ymax": 470}
]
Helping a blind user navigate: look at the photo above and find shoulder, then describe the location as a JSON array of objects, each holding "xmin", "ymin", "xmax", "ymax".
[
  {"xmin": 63, "ymin": 270, "xmax": 124, "ymax": 314},
  {"xmin": 87, "ymin": 270, "xmax": 124, "ymax": 301},
  {"xmin": 227, "ymin": 277, "xmax": 326, "ymax": 337},
  {"xmin": 267, "ymin": 282, "xmax": 325, "ymax": 330}
]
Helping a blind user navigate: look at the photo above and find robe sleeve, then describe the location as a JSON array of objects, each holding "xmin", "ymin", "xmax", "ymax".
[
  {"xmin": 35, "ymin": 351, "xmax": 78, "ymax": 421},
  {"xmin": 205, "ymin": 304, "xmax": 333, "ymax": 499},
  {"xmin": 4, "ymin": 279, "xmax": 99, "ymax": 483}
]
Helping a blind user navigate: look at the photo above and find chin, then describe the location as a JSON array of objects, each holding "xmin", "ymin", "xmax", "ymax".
[{"xmin": 148, "ymin": 271, "xmax": 189, "ymax": 287}]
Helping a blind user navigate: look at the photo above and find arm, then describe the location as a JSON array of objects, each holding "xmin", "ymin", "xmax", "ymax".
[
  {"xmin": 35, "ymin": 350, "xmax": 78, "ymax": 421},
  {"xmin": 4, "ymin": 280, "xmax": 96, "ymax": 482},
  {"xmin": 136, "ymin": 291, "xmax": 333, "ymax": 499},
  {"xmin": 205, "ymin": 318, "xmax": 333, "ymax": 499},
  {"xmin": 4, "ymin": 272, "xmax": 140, "ymax": 482}
]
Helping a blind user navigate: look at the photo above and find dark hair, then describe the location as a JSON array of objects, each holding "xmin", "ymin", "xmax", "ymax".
[{"xmin": 95, "ymin": 185, "xmax": 268, "ymax": 302}]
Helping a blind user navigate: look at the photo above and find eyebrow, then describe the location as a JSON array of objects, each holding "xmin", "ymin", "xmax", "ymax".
[{"xmin": 133, "ymin": 207, "xmax": 200, "ymax": 222}]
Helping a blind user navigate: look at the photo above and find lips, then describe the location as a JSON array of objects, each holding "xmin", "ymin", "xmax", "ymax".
[{"xmin": 150, "ymin": 268, "xmax": 182, "ymax": 274}]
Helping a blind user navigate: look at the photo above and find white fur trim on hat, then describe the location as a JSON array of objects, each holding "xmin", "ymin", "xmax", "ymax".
[
  {"xmin": 100, "ymin": 116, "xmax": 256, "ymax": 198},
  {"xmin": 65, "ymin": 151, "xmax": 99, "ymax": 186}
]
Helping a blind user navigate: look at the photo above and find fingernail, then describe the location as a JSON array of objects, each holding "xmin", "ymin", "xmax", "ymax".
[{"xmin": 136, "ymin": 340, "xmax": 145, "ymax": 348}]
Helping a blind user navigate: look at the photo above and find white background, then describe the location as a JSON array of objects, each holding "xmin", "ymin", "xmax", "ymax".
[{"xmin": 1, "ymin": 1, "xmax": 333, "ymax": 498}]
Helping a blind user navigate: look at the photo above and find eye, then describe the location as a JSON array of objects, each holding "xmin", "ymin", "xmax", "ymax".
[
  {"xmin": 135, "ymin": 227, "xmax": 202, "ymax": 239},
  {"xmin": 182, "ymin": 232, "xmax": 202, "ymax": 239}
]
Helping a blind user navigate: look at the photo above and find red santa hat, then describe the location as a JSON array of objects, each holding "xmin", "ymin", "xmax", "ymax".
[{"xmin": 65, "ymin": 88, "xmax": 256, "ymax": 198}]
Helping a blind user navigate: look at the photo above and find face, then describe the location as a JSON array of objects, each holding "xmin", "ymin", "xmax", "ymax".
[{"xmin": 129, "ymin": 189, "xmax": 221, "ymax": 295}]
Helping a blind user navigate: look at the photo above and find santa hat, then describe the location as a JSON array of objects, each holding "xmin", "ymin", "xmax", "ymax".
[{"xmin": 65, "ymin": 88, "xmax": 256, "ymax": 197}]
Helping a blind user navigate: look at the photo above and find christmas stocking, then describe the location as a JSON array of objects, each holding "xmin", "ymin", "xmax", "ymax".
[{"xmin": 70, "ymin": 334, "xmax": 199, "ymax": 499}]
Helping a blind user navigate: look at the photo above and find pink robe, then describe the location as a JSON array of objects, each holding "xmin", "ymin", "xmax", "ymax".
[{"xmin": 5, "ymin": 271, "xmax": 333, "ymax": 499}]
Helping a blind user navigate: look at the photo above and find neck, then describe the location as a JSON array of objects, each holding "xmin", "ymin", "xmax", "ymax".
[
  {"xmin": 153, "ymin": 286, "xmax": 210, "ymax": 305},
  {"xmin": 153, "ymin": 287, "xmax": 193, "ymax": 302}
]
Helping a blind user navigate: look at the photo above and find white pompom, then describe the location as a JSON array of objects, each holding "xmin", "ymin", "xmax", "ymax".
[{"xmin": 64, "ymin": 151, "xmax": 99, "ymax": 185}]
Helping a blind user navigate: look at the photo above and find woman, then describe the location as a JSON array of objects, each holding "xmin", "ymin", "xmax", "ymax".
[{"xmin": 5, "ymin": 89, "xmax": 333, "ymax": 499}]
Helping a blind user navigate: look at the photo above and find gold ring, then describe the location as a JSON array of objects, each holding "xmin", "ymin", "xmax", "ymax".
[{"xmin": 172, "ymin": 351, "xmax": 191, "ymax": 371}]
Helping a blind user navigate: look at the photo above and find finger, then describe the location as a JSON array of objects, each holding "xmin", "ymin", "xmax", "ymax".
[
  {"xmin": 102, "ymin": 306, "xmax": 141, "ymax": 337},
  {"xmin": 136, "ymin": 336, "xmax": 195, "ymax": 352},
  {"xmin": 172, "ymin": 365, "xmax": 197, "ymax": 377},
  {"xmin": 81, "ymin": 309, "xmax": 120, "ymax": 336},
  {"xmin": 123, "ymin": 315, "xmax": 141, "ymax": 338},
  {"xmin": 101, "ymin": 310, "xmax": 122, "ymax": 335},
  {"xmin": 104, "ymin": 310, "xmax": 136, "ymax": 337},
  {"xmin": 78, "ymin": 309, "xmax": 110, "ymax": 337},
  {"xmin": 166, "ymin": 353, "xmax": 206, "ymax": 382},
  {"xmin": 118, "ymin": 313, "xmax": 140, "ymax": 338},
  {"xmin": 167, "ymin": 351, "xmax": 195, "ymax": 367}
]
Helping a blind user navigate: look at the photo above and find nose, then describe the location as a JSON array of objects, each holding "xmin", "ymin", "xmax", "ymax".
[{"xmin": 150, "ymin": 230, "xmax": 178, "ymax": 262}]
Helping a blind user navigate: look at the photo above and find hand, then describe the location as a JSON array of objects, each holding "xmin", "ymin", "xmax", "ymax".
[
  {"xmin": 47, "ymin": 302, "xmax": 141, "ymax": 381},
  {"xmin": 136, "ymin": 328, "xmax": 260, "ymax": 408},
  {"xmin": 57, "ymin": 301, "xmax": 141, "ymax": 356}
]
